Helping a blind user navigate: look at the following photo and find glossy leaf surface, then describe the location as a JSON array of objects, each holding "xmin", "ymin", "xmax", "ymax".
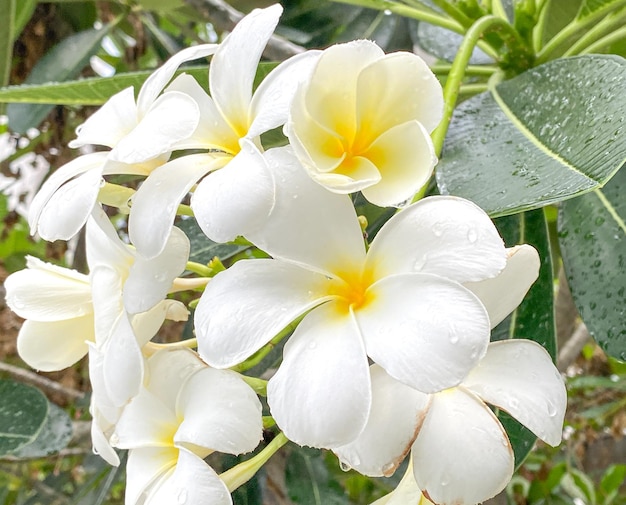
[{"xmin": 437, "ymin": 55, "xmax": 626, "ymax": 217}]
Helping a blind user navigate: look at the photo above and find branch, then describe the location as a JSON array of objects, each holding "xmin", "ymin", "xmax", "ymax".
[
  {"xmin": 183, "ymin": 0, "xmax": 306, "ymax": 60},
  {"xmin": 557, "ymin": 321, "xmax": 591, "ymax": 372},
  {"xmin": 0, "ymin": 362, "xmax": 84, "ymax": 401}
]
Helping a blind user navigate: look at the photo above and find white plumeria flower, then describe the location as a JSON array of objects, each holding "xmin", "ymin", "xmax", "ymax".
[
  {"xmin": 112, "ymin": 348, "xmax": 263, "ymax": 505},
  {"xmin": 195, "ymin": 146, "xmax": 540, "ymax": 449},
  {"xmin": 85, "ymin": 206, "xmax": 190, "ymax": 409},
  {"xmin": 4, "ymin": 256, "xmax": 94, "ymax": 371},
  {"xmin": 335, "ymin": 340, "xmax": 567, "ymax": 505},
  {"xmin": 370, "ymin": 461, "xmax": 432, "ymax": 505},
  {"xmin": 285, "ymin": 39, "xmax": 443, "ymax": 207},
  {"xmin": 128, "ymin": 4, "xmax": 321, "ymax": 257},
  {"xmin": 28, "ymin": 43, "xmax": 217, "ymax": 241}
]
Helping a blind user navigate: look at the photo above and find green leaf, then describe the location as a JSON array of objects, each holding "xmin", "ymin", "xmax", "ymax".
[
  {"xmin": 6, "ymin": 25, "xmax": 111, "ymax": 133},
  {"xmin": 14, "ymin": 0, "xmax": 37, "ymax": 40},
  {"xmin": 561, "ymin": 469, "xmax": 597, "ymax": 504},
  {"xmin": 10, "ymin": 403, "xmax": 72, "ymax": 457},
  {"xmin": 0, "ymin": 0, "xmax": 16, "ymax": 90},
  {"xmin": 436, "ymin": 55, "xmax": 626, "ymax": 217},
  {"xmin": 599, "ymin": 464, "xmax": 626, "ymax": 500},
  {"xmin": 177, "ymin": 217, "xmax": 249, "ymax": 265},
  {"xmin": 576, "ymin": 0, "xmax": 626, "ymax": 20},
  {"xmin": 540, "ymin": 0, "xmax": 583, "ymax": 45},
  {"xmin": 286, "ymin": 447, "xmax": 349, "ymax": 505},
  {"xmin": 0, "ymin": 61, "xmax": 281, "ymax": 106},
  {"xmin": 558, "ymin": 165, "xmax": 626, "ymax": 361},
  {"xmin": 0, "ymin": 380, "xmax": 49, "ymax": 456},
  {"xmin": 490, "ymin": 209, "xmax": 555, "ymax": 465}
]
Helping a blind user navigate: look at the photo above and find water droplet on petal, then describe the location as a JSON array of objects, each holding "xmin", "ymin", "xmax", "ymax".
[
  {"xmin": 109, "ymin": 433, "xmax": 120, "ymax": 446},
  {"xmin": 177, "ymin": 488, "xmax": 188, "ymax": 504},
  {"xmin": 339, "ymin": 461, "xmax": 351, "ymax": 472},
  {"xmin": 382, "ymin": 462, "xmax": 396, "ymax": 476},
  {"xmin": 467, "ymin": 228, "xmax": 478, "ymax": 243},
  {"xmin": 308, "ymin": 341, "xmax": 317, "ymax": 350}
]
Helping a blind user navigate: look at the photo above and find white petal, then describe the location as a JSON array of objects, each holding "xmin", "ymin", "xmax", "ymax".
[
  {"xmin": 128, "ymin": 153, "xmax": 223, "ymax": 259},
  {"xmin": 464, "ymin": 244, "xmax": 540, "ymax": 328},
  {"xmin": 310, "ymin": 155, "xmax": 381, "ymax": 193},
  {"xmin": 166, "ymin": 74, "xmax": 239, "ymax": 153},
  {"xmin": 209, "ymin": 5, "xmax": 282, "ymax": 133},
  {"xmin": 360, "ymin": 121, "xmax": 436, "ymax": 207},
  {"xmin": 356, "ymin": 52, "xmax": 443, "ymax": 135},
  {"xmin": 196, "ymin": 259, "xmax": 331, "ymax": 368},
  {"xmin": 124, "ymin": 446, "xmax": 177, "ymax": 505},
  {"xmin": 35, "ymin": 168, "xmax": 101, "ymax": 241},
  {"xmin": 191, "ymin": 142, "xmax": 274, "ymax": 243},
  {"xmin": 88, "ymin": 343, "xmax": 123, "ymax": 425},
  {"xmin": 4, "ymin": 260, "xmax": 92, "ymax": 321},
  {"xmin": 248, "ymin": 49, "xmax": 321, "ymax": 139},
  {"xmin": 175, "ymin": 368, "xmax": 262, "ymax": 454},
  {"xmin": 69, "ymin": 87, "xmax": 138, "ymax": 149},
  {"xmin": 144, "ymin": 449, "xmax": 231, "ymax": 505},
  {"xmin": 124, "ymin": 226, "xmax": 189, "ymax": 314},
  {"xmin": 267, "ymin": 303, "xmax": 370, "ymax": 448},
  {"xmin": 110, "ymin": 91, "xmax": 200, "ymax": 164},
  {"xmin": 86, "ymin": 207, "xmax": 133, "ymax": 269},
  {"xmin": 145, "ymin": 348, "xmax": 206, "ymax": 410},
  {"xmin": 412, "ymin": 388, "xmax": 514, "ymax": 505},
  {"xmin": 29, "ymin": 152, "xmax": 108, "ymax": 235},
  {"xmin": 366, "ymin": 196, "xmax": 507, "ymax": 283},
  {"xmin": 114, "ymin": 387, "xmax": 178, "ymax": 449},
  {"xmin": 462, "ymin": 340, "xmax": 566, "ymax": 446},
  {"xmin": 89, "ymin": 266, "xmax": 124, "ymax": 344},
  {"xmin": 302, "ymin": 40, "xmax": 384, "ymax": 133},
  {"xmin": 90, "ymin": 408, "xmax": 120, "ymax": 466},
  {"xmin": 370, "ymin": 460, "xmax": 430, "ymax": 505},
  {"xmin": 137, "ymin": 43, "xmax": 218, "ymax": 117},
  {"xmin": 17, "ymin": 317, "xmax": 93, "ymax": 371},
  {"xmin": 357, "ymin": 273, "xmax": 490, "ymax": 393},
  {"xmin": 102, "ymin": 313, "xmax": 144, "ymax": 408},
  {"xmin": 333, "ymin": 365, "xmax": 429, "ymax": 477},
  {"xmin": 245, "ymin": 146, "xmax": 366, "ymax": 274},
  {"xmin": 131, "ymin": 300, "xmax": 189, "ymax": 347}
]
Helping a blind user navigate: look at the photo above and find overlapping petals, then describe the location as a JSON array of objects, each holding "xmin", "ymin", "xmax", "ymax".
[
  {"xmin": 112, "ymin": 348, "xmax": 263, "ymax": 505},
  {"xmin": 285, "ymin": 40, "xmax": 443, "ymax": 206},
  {"xmin": 128, "ymin": 5, "xmax": 321, "ymax": 257},
  {"xmin": 4, "ymin": 256, "xmax": 94, "ymax": 371},
  {"xmin": 336, "ymin": 340, "xmax": 566, "ymax": 505},
  {"xmin": 196, "ymin": 147, "xmax": 538, "ymax": 448}
]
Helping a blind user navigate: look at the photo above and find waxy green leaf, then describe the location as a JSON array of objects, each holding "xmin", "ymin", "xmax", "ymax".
[
  {"xmin": 558, "ymin": 165, "xmax": 626, "ymax": 361},
  {"xmin": 491, "ymin": 209, "xmax": 555, "ymax": 465},
  {"xmin": 6, "ymin": 25, "xmax": 111, "ymax": 133},
  {"xmin": 0, "ymin": 380, "xmax": 49, "ymax": 456},
  {"xmin": 11, "ymin": 403, "xmax": 73, "ymax": 458},
  {"xmin": 437, "ymin": 55, "xmax": 626, "ymax": 217},
  {"xmin": 576, "ymin": 0, "xmax": 626, "ymax": 20}
]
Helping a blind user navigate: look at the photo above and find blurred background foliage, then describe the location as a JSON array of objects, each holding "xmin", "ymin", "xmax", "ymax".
[{"xmin": 0, "ymin": 0, "xmax": 624, "ymax": 504}]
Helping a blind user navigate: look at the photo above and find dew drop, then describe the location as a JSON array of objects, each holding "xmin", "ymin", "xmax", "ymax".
[
  {"xmin": 339, "ymin": 461, "xmax": 351, "ymax": 472},
  {"xmin": 449, "ymin": 334, "xmax": 459, "ymax": 345},
  {"xmin": 467, "ymin": 228, "xmax": 478, "ymax": 243},
  {"xmin": 177, "ymin": 488, "xmax": 188, "ymax": 504},
  {"xmin": 109, "ymin": 433, "xmax": 120, "ymax": 446},
  {"xmin": 308, "ymin": 341, "xmax": 317, "ymax": 350},
  {"xmin": 382, "ymin": 462, "xmax": 396, "ymax": 477}
]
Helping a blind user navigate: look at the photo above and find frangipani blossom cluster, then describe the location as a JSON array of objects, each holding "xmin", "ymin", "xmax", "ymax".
[{"xmin": 4, "ymin": 4, "xmax": 567, "ymax": 505}]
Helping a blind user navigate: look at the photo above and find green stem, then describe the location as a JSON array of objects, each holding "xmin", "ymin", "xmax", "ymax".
[
  {"xmin": 491, "ymin": 0, "xmax": 509, "ymax": 20},
  {"xmin": 240, "ymin": 375, "xmax": 268, "ymax": 396},
  {"xmin": 430, "ymin": 63, "xmax": 499, "ymax": 76},
  {"xmin": 431, "ymin": 0, "xmax": 474, "ymax": 28},
  {"xmin": 185, "ymin": 261, "xmax": 214, "ymax": 277},
  {"xmin": 220, "ymin": 432, "xmax": 289, "ymax": 492},
  {"xmin": 536, "ymin": 0, "xmax": 626, "ymax": 63},
  {"xmin": 579, "ymin": 24, "xmax": 626, "ymax": 54},
  {"xmin": 563, "ymin": 7, "xmax": 626, "ymax": 56},
  {"xmin": 330, "ymin": 0, "xmax": 464, "ymax": 34},
  {"xmin": 429, "ymin": 16, "xmax": 511, "ymax": 161},
  {"xmin": 230, "ymin": 314, "xmax": 306, "ymax": 373},
  {"xmin": 531, "ymin": 0, "xmax": 550, "ymax": 52},
  {"xmin": 459, "ymin": 82, "xmax": 489, "ymax": 96}
]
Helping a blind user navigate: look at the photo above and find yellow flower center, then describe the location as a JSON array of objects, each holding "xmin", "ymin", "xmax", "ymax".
[{"xmin": 328, "ymin": 268, "xmax": 374, "ymax": 314}]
